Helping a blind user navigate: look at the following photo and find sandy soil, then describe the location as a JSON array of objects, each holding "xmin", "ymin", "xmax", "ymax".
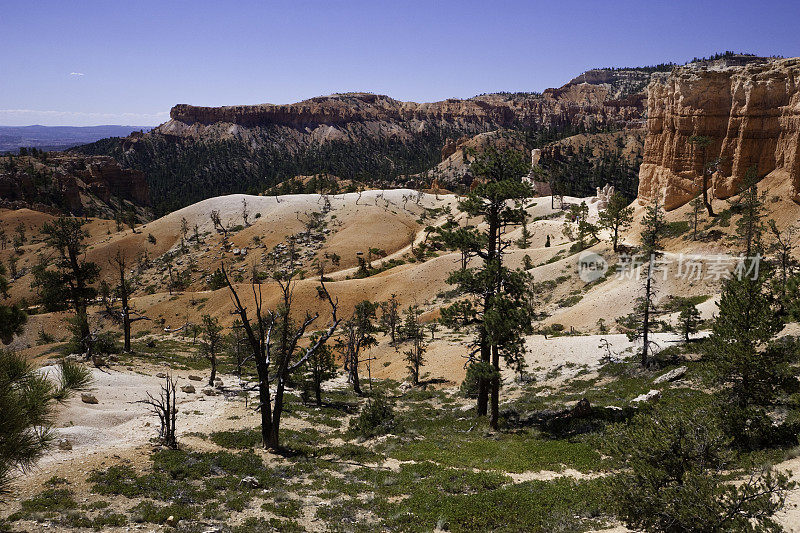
[{"xmin": 5, "ymin": 180, "xmax": 800, "ymax": 531}]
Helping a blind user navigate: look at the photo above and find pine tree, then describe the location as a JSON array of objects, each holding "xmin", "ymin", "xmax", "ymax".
[
  {"xmin": 379, "ymin": 294, "xmax": 401, "ymax": 346},
  {"xmin": 437, "ymin": 147, "xmax": 535, "ymax": 429},
  {"xmin": 0, "ymin": 264, "xmax": 26, "ymax": 344},
  {"xmin": 687, "ymin": 193, "xmax": 704, "ymax": 240},
  {"xmin": 337, "ymin": 300, "xmax": 379, "ymax": 395},
  {"xmin": 677, "ymin": 299, "xmax": 701, "ymax": 341},
  {"xmin": 609, "ymin": 392, "xmax": 792, "ymax": 532},
  {"xmin": 32, "ymin": 218, "xmax": 99, "ymax": 356},
  {"xmin": 515, "ymin": 207, "xmax": 532, "ymax": 248},
  {"xmin": 300, "ymin": 334, "xmax": 337, "ymax": 406},
  {"xmin": 180, "ymin": 217, "xmax": 189, "ymax": 251},
  {"xmin": 703, "ymin": 173, "xmax": 797, "ymax": 447},
  {"xmin": 767, "ymin": 220, "xmax": 797, "ymax": 311},
  {"xmin": 637, "ymin": 197, "xmax": 665, "ymax": 367},
  {"xmin": 402, "ymin": 306, "xmax": 427, "ymax": 386},
  {"xmin": 0, "ymin": 351, "xmax": 92, "ymax": 497},
  {"xmin": 102, "ymin": 250, "xmax": 144, "ymax": 352},
  {"xmin": 226, "ymin": 319, "xmax": 248, "ymax": 378},
  {"xmin": 688, "ymin": 135, "xmax": 716, "ymax": 217},
  {"xmin": 598, "ymin": 192, "xmax": 633, "ymax": 252},
  {"xmin": 562, "ymin": 202, "xmax": 597, "ymax": 251}
]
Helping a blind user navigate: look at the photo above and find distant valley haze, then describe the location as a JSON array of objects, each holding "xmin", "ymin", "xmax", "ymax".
[{"xmin": 0, "ymin": 125, "xmax": 152, "ymax": 152}]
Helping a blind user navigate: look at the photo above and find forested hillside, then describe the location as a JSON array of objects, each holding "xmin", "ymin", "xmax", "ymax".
[{"xmin": 76, "ymin": 126, "xmax": 456, "ymax": 215}]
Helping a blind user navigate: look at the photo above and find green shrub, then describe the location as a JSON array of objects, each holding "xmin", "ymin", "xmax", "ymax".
[
  {"xmin": 210, "ymin": 428, "xmax": 262, "ymax": 449},
  {"xmin": 607, "ymin": 392, "xmax": 793, "ymax": 532},
  {"xmin": 206, "ymin": 269, "xmax": 227, "ymax": 290},
  {"xmin": 349, "ymin": 395, "xmax": 399, "ymax": 438},
  {"xmin": 459, "ymin": 361, "xmax": 499, "ymax": 399},
  {"xmin": 664, "ymin": 220, "xmax": 690, "ymax": 238}
]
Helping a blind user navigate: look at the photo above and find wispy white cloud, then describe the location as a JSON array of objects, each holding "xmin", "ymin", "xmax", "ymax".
[
  {"xmin": 0, "ymin": 109, "xmax": 169, "ymax": 126},
  {"xmin": 69, "ymin": 72, "xmax": 85, "ymax": 77}
]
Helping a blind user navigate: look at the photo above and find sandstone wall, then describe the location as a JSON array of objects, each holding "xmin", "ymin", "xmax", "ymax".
[
  {"xmin": 157, "ymin": 78, "xmax": 648, "ymax": 141},
  {"xmin": 0, "ymin": 154, "xmax": 150, "ymax": 216},
  {"xmin": 638, "ymin": 58, "xmax": 800, "ymax": 210}
]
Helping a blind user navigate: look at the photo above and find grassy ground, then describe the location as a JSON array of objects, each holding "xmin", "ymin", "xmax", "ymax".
[{"xmin": 6, "ymin": 341, "xmax": 799, "ymax": 532}]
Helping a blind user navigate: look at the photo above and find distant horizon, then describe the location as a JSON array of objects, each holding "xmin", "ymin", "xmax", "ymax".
[
  {"xmin": 3, "ymin": 0, "xmax": 799, "ymax": 126},
  {"xmin": 0, "ymin": 124, "xmax": 153, "ymax": 129}
]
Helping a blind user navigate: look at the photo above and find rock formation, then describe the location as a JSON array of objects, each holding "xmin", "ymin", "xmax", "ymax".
[
  {"xmin": 593, "ymin": 184, "xmax": 615, "ymax": 209},
  {"xmin": 158, "ymin": 81, "xmax": 646, "ymax": 140},
  {"xmin": 637, "ymin": 57, "xmax": 800, "ymax": 210},
  {"xmin": 78, "ymin": 66, "xmax": 661, "ymax": 212},
  {"xmin": 0, "ymin": 153, "xmax": 150, "ymax": 217}
]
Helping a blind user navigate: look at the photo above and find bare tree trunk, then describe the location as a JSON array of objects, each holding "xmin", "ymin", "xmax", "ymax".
[
  {"xmin": 351, "ymin": 361, "xmax": 362, "ymax": 396},
  {"xmin": 641, "ymin": 256, "xmax": 653, "ymax": 368},
  {"xmin": 477, "ymin": 330, "xmax": 489, "ymax": 416},
  {"xmin": 256, "ymin": 357, "xmax": 274, "ymax": 448},
  {"xmin": 490, "ymin": 344, "xmax": 500, "ymax": 430},
  {"xmin": 221, "ymin": 263, "xmax": 339, "ymax": 452},
  {"xmin": 315, "ymin": 380, "xmax": 322, "ymax": 407},
  {"xmin": 478, "ymin": 203, "xmax": 500, "ymax": 417},
  {"xmin": 702, "ymin": 174, "xmax": 715, "ymax": 217},
  {"xmin": 701, "ymin": 147, "xmax": 715, "ymax": 217},
  {"xmin": 208, "ymin": 353, "xmax": 217, "ymax": 386},
  {"xmin": 138, "ymin": 376, "xmax": 178, "ymax": 449},
  {"xmin": 117, "ymin": 255, "xmax": 131, "ymax": 352}
]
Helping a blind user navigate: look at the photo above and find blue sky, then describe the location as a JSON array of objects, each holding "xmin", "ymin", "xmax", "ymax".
[{"xmin": 1, "ymin": 0, "xmax": 798, "ymax": 126}]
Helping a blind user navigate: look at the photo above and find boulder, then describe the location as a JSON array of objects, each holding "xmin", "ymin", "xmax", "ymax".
[
  {"xmin": 653, "ymin": 366, "xmax": 687, "ymax": 385},
  {"xmin": 631, "ymin": 389, "xmax": 661, "ymax": 405},
  {"xmin": 81, "ymin": 393, "xmax": 99, "ymax": 404},
  {"xmin": 57, "ymin": 438, "xmax": 72, "ymax": 450},
  {"xmin": 240, "ymin": 475, "xmax": 259, "ymax": 488},
  {"xmin": 181, "ymin": 384, "xmax": 196, "ymax": 393},
  {"xmin": 188, "ymin": 375, "xmax": 202, "ymax": 381}
]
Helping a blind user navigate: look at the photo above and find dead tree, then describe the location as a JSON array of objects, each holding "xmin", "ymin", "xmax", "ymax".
[
  {"xmin": 241, "ymin": 198, "xmax": 250, "ymax": 227},
  {"xmin": 210, "ymin": 210, "xmax": 228, "ymax": 239},
  {"xmin": 220, "ymin": 262, "xmax": 339, "ymax": 450},
  {"xmin": 200, "ymin": 314, "xmax": 223, "ymax": 386},
  {"xmin": 337, "ymin": 300, "xmax": 379, "ymax": 395},
  {"xmin": 138, "ymin": 375, "xmax": 178, "ymax": 449},
  {"xmin": 103, "ymin": 250, "xmax": 149, "ymax": 352}
]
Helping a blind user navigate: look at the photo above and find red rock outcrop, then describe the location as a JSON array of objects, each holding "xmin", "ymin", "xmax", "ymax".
[
  {"xmin": 638, "ymin": 58, "xmax": 800, "ymax": 210},
  {"xmin": 0, "ymin": 153, "xmax": 150, "ymax": 216},
  {"xmin": 155, "ymin": 73, "xmax": 649, "ymax": 142},
  {"xmin": 77, "ymin": 157, "xmax": 150, "ymax": 206}
]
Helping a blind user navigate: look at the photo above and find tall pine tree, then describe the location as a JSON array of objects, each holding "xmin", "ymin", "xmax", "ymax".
[
  {"xmin": 703, "ymin": 171, "xmax": 796, "ymax": 447},
  {"xmin": 438, "ymin": 148, "xmax": 535, "ymax": 429}
]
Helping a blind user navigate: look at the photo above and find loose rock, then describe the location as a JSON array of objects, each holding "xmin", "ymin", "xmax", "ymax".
[
  {"xmin": 653, "ymin": 366, "xmax": 687, "ymax": 385},
  {"xmin": 631, "ymin": 389, "xmax": 661, "ymax": 405},
  {"xmin": 81, "ymin": 393, "xmax": 99, "ymax": 404}
]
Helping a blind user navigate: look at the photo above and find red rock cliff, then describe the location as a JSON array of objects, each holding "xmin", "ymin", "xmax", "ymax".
[
  {"xmin": 156, "ymin": 78, "xmax": 648, "ymax": 141},
  {"xmin": 638, "ymin": 58, "xmax": 800, "ymax": 210}
]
